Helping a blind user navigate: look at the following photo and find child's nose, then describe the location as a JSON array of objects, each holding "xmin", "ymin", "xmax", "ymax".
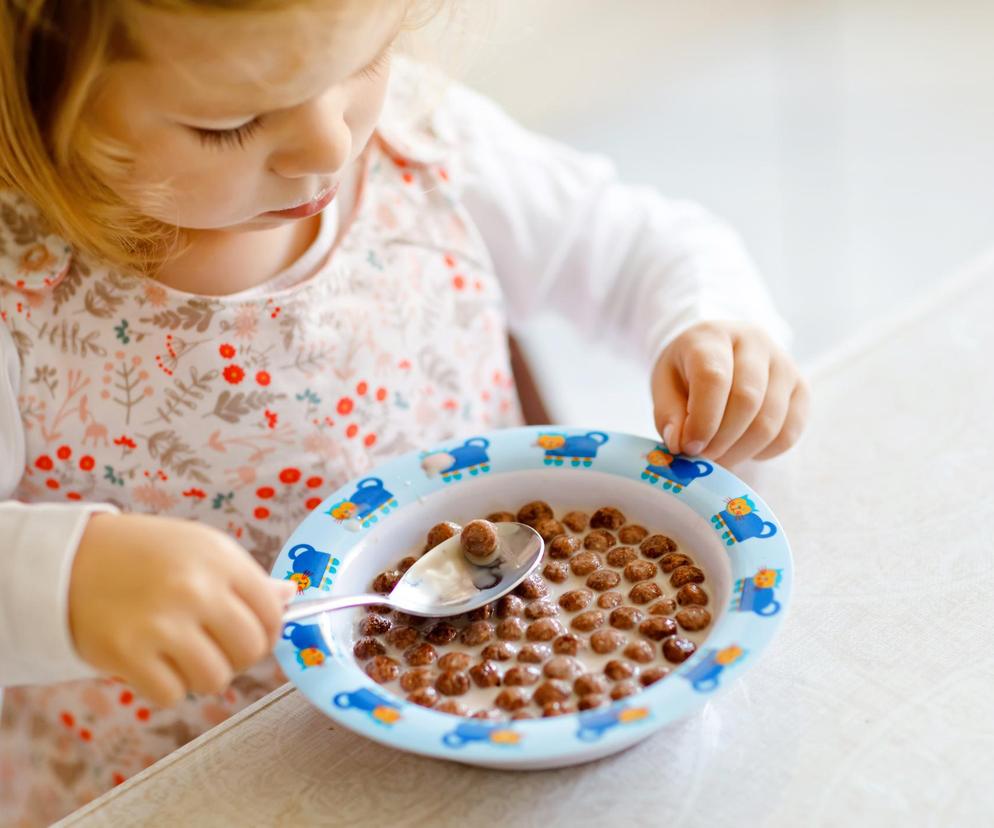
[{"xmin": 269, "ymin": 96, "xmax": 352, "ymax": 179}]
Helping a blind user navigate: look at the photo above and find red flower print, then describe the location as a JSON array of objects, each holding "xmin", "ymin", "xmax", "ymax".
[
  {"xmin": 402, "ymin": 172, "xmax": 414, "ymax": 184},
  {"xmin": 223, "ymin": 364, "xmax": 245, "ymax": 384},
  {"xmin": 376, "ymin": 387, "xmax": 387, "ymax": 402},
  {"xmin": 256, "ymin": 486, "xmax": 275, "ymax": 499},
  {"xmin": 79, "ymin": 728, "xmax": 92, "ymax": 741},
  {"xmin": 279, "ymin": 467, "xmax": 301, "ymax": 484},
  {"xmin": 114, "ymin": 435, "xmax": 137, "ymax": 450},
  {"xmin": 337, "ymin": 397, "xmax": 353, "ymax": 415},
  {"xmin": 60, "ymin": 711, "xmax": 74, "ymax": 728},
  {"xmin": 254, "ymin": 507, "xmax": 270, "ymax": 520},
  {"xmin": 79, "ymin": 455, "xmax": 95, "ymax": 471},
  {"xmin": 345, "ymin": 424, "xmax": 358, "ymax": 439},
  {"xmin": 119, "ymin": 690, "xmax": 133, "ymax": 705},
  {"xmin": 66, "ymin": 492, "xmax": 81, "ymax": 500},
  {"xmin": 305, "ymin": 497, "xmax": 322, "ymax": 510},
  {"xmin": 356, "ymin": 381, "xmax": 368, "ymax": 395},
  {"xmin": 183, "ymin": 488, "xmax": 207, "ymax": 499},
  {"xmin": 256, "ymin": 371, "xmax": 271, "ymax": 386},
  {"xmin": 219, "ymin": 343, "xmax": 236, "ymax": 359},
  {"xmin": 452, "ymin": 275, "xmax": 465, "ymax": 290},
  {"xmin": 136, "ymin": 707, "xmax": 150, "ymax": 722},
  {"xmin": 35, "ymin": 455, "xmax": 53, "ymax": 471},
  {"xmin": 113, "ymin": 773, "xmax": 127, "ymax": 786},
  {"xmin": 444, "ymin": 254, "xmax": 456, "ymax": 268},
  {"xmin": 305, "ymin": 476, "xmax": 323, "ymax": 489},
  {"xmin": 46, "ymin": 478, "xmax": 60, "ymax": 489},
  {"xmin": 56, "ymin": 445, "xmax": 72, "ymax": 460},
  {"xmin": 364, "ymin": 433, "xmax": 377, "ymax": 448}
]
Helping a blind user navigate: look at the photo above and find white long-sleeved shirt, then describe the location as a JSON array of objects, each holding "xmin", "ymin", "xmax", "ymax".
[{"xmin": 0, "ymin": 69, "xmax": 789, "ymax": 687}]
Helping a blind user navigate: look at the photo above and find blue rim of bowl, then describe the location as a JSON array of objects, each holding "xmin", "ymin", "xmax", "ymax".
[{"xmin": 272, "ymin": 426, "xmax": 792, "ymax": 762}]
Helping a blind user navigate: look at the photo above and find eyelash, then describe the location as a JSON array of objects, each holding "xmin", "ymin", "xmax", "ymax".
[
  {"xmin": 193, "ymin": 117, "xmax": 263, "ymax": 150},
  {"xmin": 191, "ymin": 47, "xmax": 392, "ymax": 150}
]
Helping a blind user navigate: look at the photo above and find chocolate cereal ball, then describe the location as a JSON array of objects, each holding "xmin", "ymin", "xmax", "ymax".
[
  {"xmin": 353, "ymin": 638, "xmax": 385, "ymax": 660},
  {"xmin": 662, "ymin": 637, "xmax": 697, "ymax": 664},
  {"xmin": 639, "ymin": 616, "xmax": 678, "ymax": 641},
  {"xmin": 385, "ymin": 626, "xmax": 419, "ymax": 650},
  {"xmin": 606, "ymin": 546, "xmax": 638, "ymax": 567},
  {"xmin": 569, "ymin": 552, "xmax": 601, "ymax": 576},
  {"xmin": 469, "ymin": 660, "xmax": 501, "ymax": 688},
  {"xmin": 583, "ymin": 529, "xmax": 617, "ymax": 552},
  {"xmin": 435, "ymin": 700, "xmax": 469, "ymax": 716},
  {"xmin": 372, "ymin": 570, "xmax": 401, "ymax": 594},
  {"xmin": 590, "ymin": 507, "xmax": 626, "ymax": 530},
  {"xmin": 609, "ymin": 606, "xmax": 645, "ymax": 630},
  {"xmin": 623, "ymin": 640, "xmax": 654, "ymax": 663},
  {"xmin": 623, "ymin": 560, "xmax": 658, "ymax": 583},
  {"xmin": 578, "ymin": 694, "xmax": 606, "ymax": 711},
  {"xmin": 407, "ymin": 688, "xmax": 439, "ymax": 708},
  {"xmin": 365, "ymin": 656, "xmax": 400, "ymax": 684},
  {"xmin": 525, "ymin": 599, "xmax": 558, "ymax": 619},
  {"xmin": 629, "ymin": 581, "xmax": 663, "ymax": 605},
  {"xmin": 495, "ymin": 687, "xmax": 529, "ymax": 711},
  {"xmin": 400, "ymin": 668, "xmax": 435, "ymax": 692},
  {"xmin": 358, "ymin": 614, "xmax": 392, "ymax": 637},
  {"xmin": 515, "ymin": 574, "xmax": 549, "ymax": 600},
  {"xmin": 544, "ymin": 656, "xmax": 583, "ymax": 681},
  {"xmin": 552, "ymin": 634, "xmax": 584, "ymax": 656},
  {"xmin": 533, "ymin": 518, "xmax": 566, "ymax": 542},
  {"xmin": 618, "ymin": 525, "xmax": 648, "ymax": 545},
  {"xmin": 610, "ymin": 681, "xmax": 639, "ymax": 700},
  {"xmin": 660, "ymin": 552, "xmax": 693, "ymax": 573},
  {"xmin": 574, "ymin": 673, "xmax": 609, "ymax": 696},
  {"xmin": 425, "ymin": 622, "xmax": 459, "ymax": 646},
  {"xmin": 558, "ymin": 589, "xmax": 593, "ymax": 612},
  {"xmin": 640, "ymin": 666, "xmax": 670, "ymax": 687},
  {"xmin": 597, "ymin": 592, "xmax": 624, "ymax": 610},
  {"xmin": 403, "ymin": 642, "xmax": 438, "ymax": 666},
  {"xmin": 561, "ymin": 511, "xmax": 589, "ymax": 532},
  {"xmin": 426, "ymin": 521, "xmax": 461, "ymax": 551},
  {"xmin": 526, "ymin": 618, "xmax": 564, "ymax": 641},
  {"xmin": 467, "ymin": 603, "xmax": 495, "ymax": 622},
  {"xmin": 589, "ymin": 629, "xmax": 625, "ymax": 654},
  {"xmin": 677, "ymin": 584, "xmax": 709, "ymax": 606},
  {"xmin": 496, "ymin": 594, "xmax": 525, "ymax": 618},
  {"xmin": 571, "ymin": 610, "xmax": 605, "ymax": 632},
  {"xmin": 532, "ymin": 680, "xmax": 571, "ymax": 706},
  {"xmin": 487, "ymin": 511, "xmax": 517, "ymax": 523},
  {"xmin": 481, "ymin": 641, "xmax": 516, "ymax": 661},
  {"xmin": 504, "ymin": 665, "xmax": 541, "ymax": 686},
  {"xmin": 647, "ymin": 599, "xmax": 678, "ymax": 616},
  {"xmin": 461, "ymin": 519, "xmax": 500, "ymax": 566},
  {"xmin": 435, "ymin": 671, "xmax": 471, "ymax": 696},
  {"xmin": 496, "ymin": 617, "xmax": 526, "ymax": 641},
  {"xmin": 460, "ymin": 621, "xmax": 493, "ymax": 646},
  {"xmin": 670, "ymin": 565, "xmax": 706, "ymax": 588},
  {"xmin": 517, "ymin": 643, "xmax": 552, "ymax": 663},
  {"xmin": 516, "ymin": 500, "xmax": 554, "ymax": 527},
  {"xmin": 543, "ymin": 560, "xmax": 570, "ymax": 583},
  {"xmin": 604, "ymin": 660, "xmax": 635, "ymax": 681},
  {"xmin": 676, "ymin": 606, "xmax": 712, "ymax": 631},
  {"xmin": 437, "ymin": 652, "xmax": 471, "ymax": 672},
  {"xmin": 640, "ymin": 534, "xmax": 678, "ymax": 559},
  {"xmin": 586, "ymin": 569, "xmax": 621, "ymax": 592},
  {"xmin": 548, "ymin": 535, "xmax": 581, "ymax": 559}
]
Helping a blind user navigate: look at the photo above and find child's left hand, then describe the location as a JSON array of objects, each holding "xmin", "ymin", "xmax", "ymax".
[{"xmin": 651, "ymin": 321, "xmax": 810, "ymax": 467}]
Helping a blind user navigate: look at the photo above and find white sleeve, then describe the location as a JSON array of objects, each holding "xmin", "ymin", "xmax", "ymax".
[
  {"xmin": 443, "ymin": 83, "xmax": 792, "ymax": 365},
  {"xmin": 0, "ymin": 323, "xmax": 115, "ymax": 686}
]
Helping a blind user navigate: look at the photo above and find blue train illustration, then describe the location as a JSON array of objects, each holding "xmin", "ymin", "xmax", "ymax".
[
  {"xmin": 333, "ymin": 688, "xmax": 402, "ymax": 726},
  {"xmin": 576, "ymin": 705, "xmax": 651, "ymax": 742},
  {"xmin": 711, "ymin": 496, "xmax": 778, "ymax": 546},
  {"xmin": 282, "ymin": 621, "xmax": 331, "ymax": 668},
  {"xmin": 535, "ymin": 431, "xmax": 609, "ymax": 467},
  {"xmin": 326, "ymin": 477, "xmax": 398, "ymax": 528},
  {"xmin": 284, "ymin": 542, "xmax": 339, "ymax": 593},
  {"xmin": 732, "ymin": 568, "xmax": 783, "ymax": 616},
  {"xmin": 441, "ymin": 720, "xmax": 520, "ymax": 748},
  {"xmin": 681, "ymin": 646, "xmax": 746, "ymax": 693},
  {"xmin": 641, "ymin": 445, "xmax": 713, "ymax": 493},
  {"xmin": 420, "ymin": 437, "xmax": 491, "ymax": 483}
]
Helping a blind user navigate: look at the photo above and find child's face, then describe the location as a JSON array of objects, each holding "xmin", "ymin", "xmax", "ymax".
[{"xmin": 89, "ymin": 2, "xmax": 403, "ymax": 232}]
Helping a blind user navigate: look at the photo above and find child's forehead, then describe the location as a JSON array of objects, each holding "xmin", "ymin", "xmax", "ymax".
[{"xmin": 122, "ymin": 0, "xmax": 401, "ymax": 116}]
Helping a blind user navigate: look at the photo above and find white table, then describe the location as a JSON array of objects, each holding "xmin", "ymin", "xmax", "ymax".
[{"xmin": 59, "ymin": 254, "xmax": 994, "ymax": 827}]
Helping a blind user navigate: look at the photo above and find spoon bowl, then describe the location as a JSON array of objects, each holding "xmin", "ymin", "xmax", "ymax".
[{"xmin": 282, "ymin": 522, "xmax": 543, "ymax": 624}]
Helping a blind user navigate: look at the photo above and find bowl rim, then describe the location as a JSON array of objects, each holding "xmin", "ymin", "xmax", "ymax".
[{"xmin": 272, "ymin": 425, "xmax": 793, "ymax": 764}]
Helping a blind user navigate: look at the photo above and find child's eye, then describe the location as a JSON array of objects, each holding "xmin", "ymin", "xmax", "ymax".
[
  {"xmin": 192, "ymin": 116, "xmax": 264, "ymax": 150},
  {"xmin": 356, "ymin": 46, "xmax": 393, "ymax": 82}
]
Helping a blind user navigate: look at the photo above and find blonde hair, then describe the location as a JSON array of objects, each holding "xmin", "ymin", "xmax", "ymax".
[{"xmin": 0, "ymin": 0, "xmax": 447, "ymax": 277}]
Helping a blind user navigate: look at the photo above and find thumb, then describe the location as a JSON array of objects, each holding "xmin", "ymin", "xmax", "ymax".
[
  {"xmin": 275, "ymin": 578, "xmax": 298, "ymax": 603},
  {"xmin": 652, "ymin": 360, "xmax": 689, "ymax": 454}
]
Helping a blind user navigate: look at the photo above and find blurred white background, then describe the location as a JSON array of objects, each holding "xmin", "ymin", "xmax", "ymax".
[{"xmin": 423, "ymin": 0, "xmax": 994, "ymax": 434}]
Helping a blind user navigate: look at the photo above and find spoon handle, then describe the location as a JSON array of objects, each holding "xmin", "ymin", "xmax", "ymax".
[{"xmin": 282, "ymin": 593, "xmax": 389, "ymax": 624}]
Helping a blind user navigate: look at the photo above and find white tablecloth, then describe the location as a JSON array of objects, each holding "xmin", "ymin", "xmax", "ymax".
[{"xmin": 60, "ymin": 253, "xmax": 994, "ymax": 827}]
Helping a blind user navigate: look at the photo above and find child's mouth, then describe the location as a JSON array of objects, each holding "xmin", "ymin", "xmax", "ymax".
[{"xmin": 264, "ymin": 184, "xmax": 338, "ymax": 219}]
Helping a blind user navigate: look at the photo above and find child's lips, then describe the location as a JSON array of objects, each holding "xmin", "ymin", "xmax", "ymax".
[{"xmin": 264, "ymin": 184, "xmax": 338, "ymax": 219}]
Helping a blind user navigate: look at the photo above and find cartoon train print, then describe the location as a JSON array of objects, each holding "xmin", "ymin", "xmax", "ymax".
[
  {"xmin": 326, "ymin": 477, "xmax": 398, "ymax": 528},
  {"xmin": 333, "ymin": 688, "xmax": 402, "ymax": 726},
  {"xmin": 535, "ymin": 431, "xmax": 609, "ymax": 467},
  {"xmin": 732, "ymin": 568, "xmax": 783, "ymax": 616},
  {"xmin": 641, "ymin": 445, "xmax": 713, "ymax": 493},
  {"xmin": 282, "ymin": 621, "xmax": 331, "ymax": 668},
  {"xmin": 711, "ymin": 496, "xmax": 778, "ymax": 546},
  {"xmin": 421, "ymin": 437, "xmax": 491, "ymax": 483},
  {"xmin": 681, "ymin": 646, "xmax": 746, "ymax": 693},
  {"xmin": 284, "ymin": 542, "xmax": 339, "ymax": 593},
  {"xmin": 576, "ymin": 705, "xmax": 651, "ymax": 742},
  {"xmin": 441, "ymin": 720, "xmax": 520, "ymax": 748}
]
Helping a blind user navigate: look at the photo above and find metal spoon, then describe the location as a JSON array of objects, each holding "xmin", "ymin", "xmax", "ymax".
[{"xmin": 282, "ymin": 522, "xmax": 544, "ymax": 623}]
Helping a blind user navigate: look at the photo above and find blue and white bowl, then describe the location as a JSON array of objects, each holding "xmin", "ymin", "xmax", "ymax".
[{"xmin": 271, "ymin": 426, "xmax": 792, "ymax": 769}]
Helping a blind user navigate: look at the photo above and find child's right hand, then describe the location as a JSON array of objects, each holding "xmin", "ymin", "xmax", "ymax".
[{"xmin": 68, "ymin": 512, "xmax": 295, "ymax": 706}]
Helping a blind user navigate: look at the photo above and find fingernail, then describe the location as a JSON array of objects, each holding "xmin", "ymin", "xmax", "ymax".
[
  {"xmin": 662, "ymin": 424, "xmax": 673, "ymax": 447},
  {"xmin": 684, "ymin": 441, "xmax": 704, "ymax": 456},
  {"xmin": 278, "ymin": 580, "xmax": 297, "ymax": 599}
]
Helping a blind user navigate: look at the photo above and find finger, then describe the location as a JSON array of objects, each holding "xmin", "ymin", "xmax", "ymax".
[
  {"xmin": 124, "ymin": 656, "xmax": 186, "ymax": 707},
  {"xmin": 754, "ymin": 377, "xmax": 812, "ymax": 460},
  {"xmin": 170, "ymin": 629, "xmax": 234, "ymax": 696},
  {"xmin": 652, "ymin": 359, "xmax": 689, "ymax": 454},
  {"xmin": 232, "ymin": 567, "xmax": 290, "ymax": 647},
  {"xmin": 205, "ymin": 594, "xmax": 270, "ymax": 673},
  {"xmin": 680, "ymin": 335, "xmax": 735, "ymax": 455},
  {"xmin": 702, "ymin": 337, "xmax": 771, "ymax": 460},
  {"xmin": 715, "ymin": 358, "xmax": 793, "ymax": 466}
]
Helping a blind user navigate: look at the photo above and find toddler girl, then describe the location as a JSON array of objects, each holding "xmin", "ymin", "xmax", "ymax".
[{"xmin": 0, "ymin": 1, "xmax": 808, "ymax": 823}]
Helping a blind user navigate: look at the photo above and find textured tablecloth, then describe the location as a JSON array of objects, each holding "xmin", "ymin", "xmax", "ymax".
[{"xmin": 59, "ymin": 254, "xmax": 994, "ymax": 828}]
